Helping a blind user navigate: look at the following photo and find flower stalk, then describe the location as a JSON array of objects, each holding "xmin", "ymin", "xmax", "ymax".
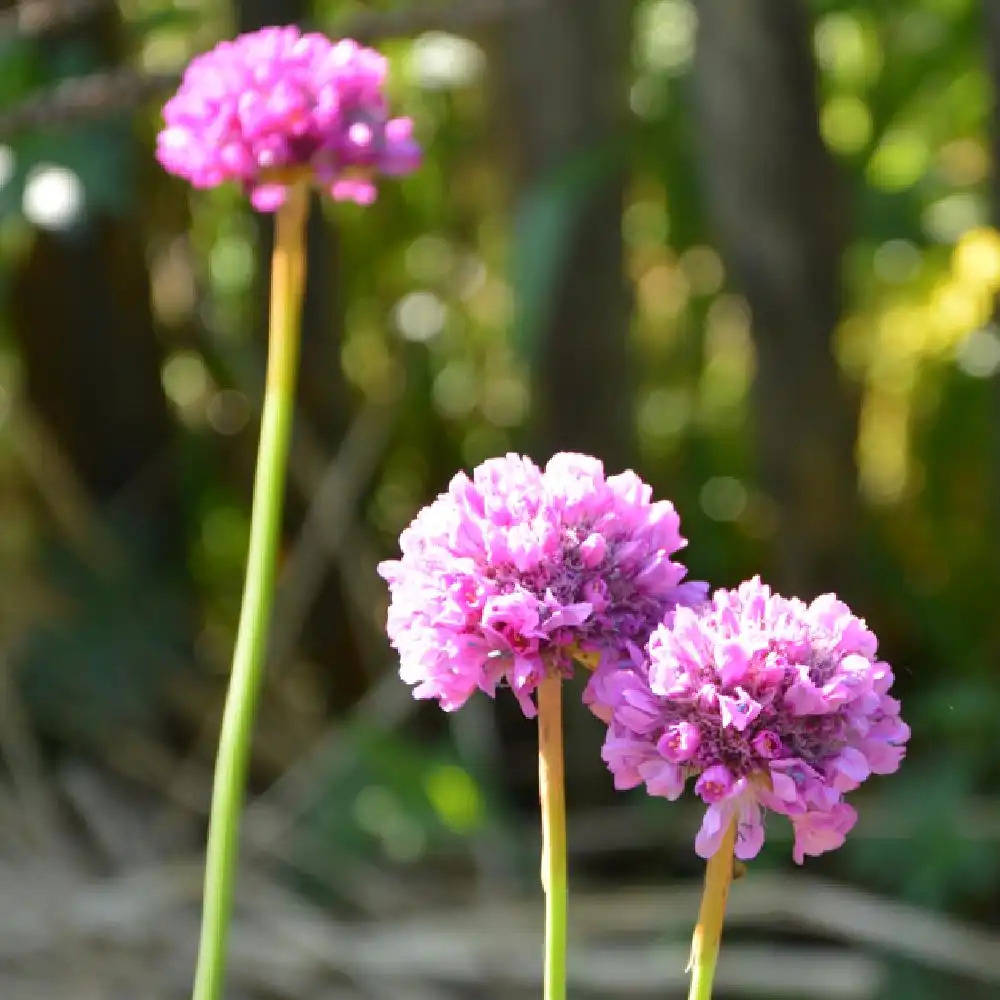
[
  {"xmin": 192, "ymin": 180, "xmax": 310, "ymax": 1000},
  {"xmin": 686, "ymin": 817, "xmax": 738, "ymax": 1000},
  {"xmin": 538, "ymin": 673, "xmax": 568, "ymax": 1000}
]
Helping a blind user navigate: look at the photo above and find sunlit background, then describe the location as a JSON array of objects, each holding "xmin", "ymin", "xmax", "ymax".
[{"xmin": 0, "ymin": 0, "xmax": 996, "ymax": 997}]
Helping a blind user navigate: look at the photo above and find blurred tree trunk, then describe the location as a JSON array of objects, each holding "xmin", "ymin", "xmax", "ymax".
[
  {"xmin": 493, "ymin": 0, "xmax": 633, "ymax": 810},
  {"xmin": 986, "ymin": 2, "xmax": 1000, "ymax": 220},
  {"xmin": 236, "ymin": 0, "xmax": 365, "ymax": 710},
  {"xmin": 498, "ymin": 0, "xmax": 634, "ymax": 470},
  {"xmin": 5, "ymin": 3, "xmax": 193, "ymax": 745},
  {"xmin": 692, "ymin": 0, "xmax": 860, "ymax": 599},
  {"xmin": 981, "ymin": 3, "xmax": 1000, "ymax": 591},
  {"xmin": 7, "ymin": 6, "xmax": 181, "ymax": 571}
]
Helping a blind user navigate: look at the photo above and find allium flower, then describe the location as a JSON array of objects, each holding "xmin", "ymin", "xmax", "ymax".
[
  {"xmin": 588, "ymin": 577, "xmax": 909, "ymax": 863},
  {"xmin": 157, "ymin": 26, "xmax": 421, "ymax": 210},
  {"xmin": 378, "ymin": 453, "xmax": 706, "ymax": 717}
]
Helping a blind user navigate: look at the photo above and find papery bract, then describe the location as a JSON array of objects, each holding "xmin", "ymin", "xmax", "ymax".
[
  {"xmin": 379, "ymin": 453, "xmax": 706, "ymax": 717},
  {"xmin": 589, "ymin": 577, "xmax": 909, "ymax": 863}
]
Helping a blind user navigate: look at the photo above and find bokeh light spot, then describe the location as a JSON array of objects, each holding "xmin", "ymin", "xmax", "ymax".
[
  {"xmin": 432, "ymin": 362, "xmax": 478, "ymax": 419},
  {"xmin": 410, "ymin": 32, "xmax": 485, "ymax": 90},
  {"xmin": 424, "ymin": 764, "xmax": 482, "ymax": 834},
  {"xmin": 623, "ymin": 200, "xmax": 668, "ymax": 247},
  {"xmin": 353, "ymin": 785, "xmax": 396, "ymax": 833},
  {"xmin": 699, "ymin": 477, "xmax": 748, "ymax": 522},
  {"xmin": 22, "ymin": 164, "xmax": 85, "ymax": 230},
  {"xmin": 868, "ymin": 130, "xmax": 930, "ymax": 192},
  {"xmin": 814, "ymin": 13, "xmax": 882, "ymax": 86},
  {"xmin": 639, "ymin": 0, "xmax": 697, "ymax": 75},
  {"xmin": 206, "ymin": 389, "xmax": 251, "ymax": 436},
  {"xmin": 678, "ymin": 245, "xmax": 725, "ymax": 296},
  {"xmin": 629, "ymin": 75, "xmax": 665, "ymax": 119},
  {"xmin": 0, "ymin": 145, "xmax": 14, "ymax": 190},
  {"xmin": 873, "ymin": 240, "xmax": 922, "ymax": 284},
  {"xmin": 210, "ymin": 235, "xmax": 254, "ymax": 292},
  {"xmin": 638, "ymin": 386, "xmax": 692, "ymax": 441},
  {"xmin": 956, "ymin": 327, "xmax": 1000, "ymax": 378},
  {"xmin": 952, "ymin": 227, "xmax": 1000, "ymax": 290},
  {"xmin": 936, "ymin": 138, "xmax": 989, "ymax": 187},
  {"xmin": 638, "ymin": 262, "xmax": 689, "ymax": 320},
  {"xmin": 162, "ymin": 350, "xmax": 211, "ymax": 410},
  {"xmin": 482, "ymin": 374, "xmax": 529, "ymax": 428},
  {"xmin": 820, "ymin": 95, "xmax": 872, "ymax": 155},
  {"xmin": 405, "ymin": 234, "xmax": 454, "ymax": 283},
  {"xmin": 395, "ymin": 290, "xmax": 447, "ymax": 342},
  {"xmin": 923, "ymin": 193, "xmax": 988, "ymax": 244}
]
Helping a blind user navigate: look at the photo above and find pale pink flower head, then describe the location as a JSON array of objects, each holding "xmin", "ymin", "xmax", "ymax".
[
  {"xmin": 378, "ymin": 452, "xmax": 706, "ymax": 717},
  {"xmin": 590, "ymin": 577, "xmax": 909, "ymax": 864},
  {"xmin": 156, "ymin": 26, "xmax": 420, "ymax": 210}
]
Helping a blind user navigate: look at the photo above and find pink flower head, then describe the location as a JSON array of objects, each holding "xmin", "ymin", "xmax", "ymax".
[
  {"xmin": 590, "ymin": 577, "xmax": 909, "ymax": 864},
  {"xmin": 156, "ymin": 26, "xmax": 421, "ymax": 210},
  {"xmin": 378, "ymin": 452, "xmax": 706, "ymax": 717}
]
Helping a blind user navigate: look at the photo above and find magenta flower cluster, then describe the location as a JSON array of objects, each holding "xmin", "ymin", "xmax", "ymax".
[
  {"xmin": 157, "ymin": 26, "xmax": 420, "ymax": 210},
  {"xmin": 383, "ymin": 452, "xmax": 908, "ymax": 863},
  {"xmin": 379, "ymin": 453, "xmax": 706, "ymax": 717},
  {"xmin": 587, "ymin": 578, "xmax": 909, "ymax": 863}
]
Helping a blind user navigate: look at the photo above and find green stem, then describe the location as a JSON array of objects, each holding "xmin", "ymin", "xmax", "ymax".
[
  {"xmin": 192, "ymin": 182, "xmax": 310, "ymax": 1000},
  {"xmin": 687, "ymin": 818, "xmax": 738, "ymax": 1000},
  {"xmin": 538, "ymin": 674, "xmax": 568, "ymax": 1000}
]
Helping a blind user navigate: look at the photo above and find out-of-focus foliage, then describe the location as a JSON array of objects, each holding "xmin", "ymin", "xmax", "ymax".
[{"xmin": 0, "ymin": 0, "xmax": 997, "ymax": 996}]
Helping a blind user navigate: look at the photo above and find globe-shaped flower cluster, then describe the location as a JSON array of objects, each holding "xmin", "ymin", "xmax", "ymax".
[
  {"xmin": 156, "ymin": 27, "xmax": 421, "ymax": 209},
  {"xmin": 587, "ymin": 577, "xmax": 909, "ymax": 863},
  {"xmin": 379, "ymin": 453, "xmax": 706, "ymax": 717}
]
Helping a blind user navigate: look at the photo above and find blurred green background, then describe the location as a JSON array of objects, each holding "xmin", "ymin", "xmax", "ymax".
[{"xmin": 0, "ymin": 0, "xmax": 996, "ymax": 997}]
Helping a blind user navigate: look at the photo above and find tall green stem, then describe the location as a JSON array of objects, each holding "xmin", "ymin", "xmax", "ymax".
[
  {"xmin": 537, "ymin": 674, "xmax": 568, "ymax": 1000},
  {"xmin": 687, "ymin": 818, "xmax": 738, "ymax": 1000},
  {"xmin": 192, "ymin": 182, "xmax": 310, "ymax": 1000}
]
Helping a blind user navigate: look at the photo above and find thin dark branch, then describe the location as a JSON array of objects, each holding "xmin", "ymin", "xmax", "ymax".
[
  {"xmin": 341, "ymin": 0, "xmax": 541, "ymax": 42},
  {"xmin": 0, "ymin": 0, "xmax": 112, "ymax": 40},
  {"xmin": 0, "ymin": 0, "xmax": 542, "ymax": 138},
  {"xmin": 267, "ymin": 401, "xmax": 396, "ymax": 673},
  {"xmin": 0, "ymin": 68, "xmax": 177, "ymax": 136}
]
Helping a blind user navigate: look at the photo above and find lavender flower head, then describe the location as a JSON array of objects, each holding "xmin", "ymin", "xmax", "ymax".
[
  {"xmin": 588, "ymin": 577, "xmax": 909, "ymax": 863},
  {"xmin": 378, "ymin": 453, "xmax": 706, "ymax": 717},
  {"xmin": 157, "ymin": 26, "xmax": 421, "ymax": 210}
]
